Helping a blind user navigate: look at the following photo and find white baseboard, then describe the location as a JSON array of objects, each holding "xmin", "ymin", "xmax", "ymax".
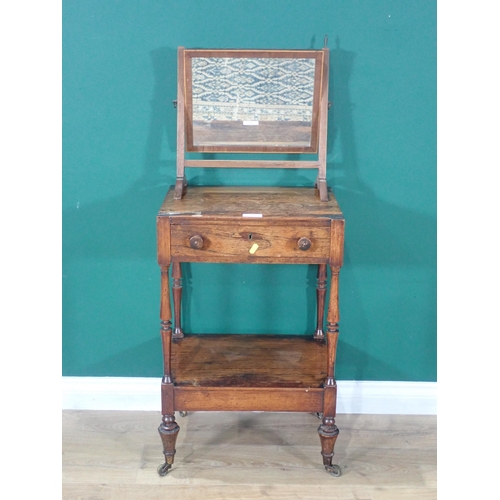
[{"xmin": 62, "ymin": 377, "xmax": 436, "ymax": 415}]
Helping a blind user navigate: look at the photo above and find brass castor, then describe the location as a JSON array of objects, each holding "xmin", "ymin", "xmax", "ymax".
[
  {"xmin": 325, "ymin": 464, "xmax": 341, "ymax": 477},
  {"xmin": 157, "ymin": 463, "xmax": 172, "ymax": 477},
  {"xmin": 179, "ymin": 411, "xmax": 188, "ymax": 417},
  {"xmin": 309, "ymin": 412, "xmax": 323, "ymax": 419}
]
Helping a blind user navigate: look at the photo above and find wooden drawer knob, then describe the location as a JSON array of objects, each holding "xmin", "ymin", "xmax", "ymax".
[
  {"xmin": 189, "ymin": 234, "xmax": 204, "ymax": 249},
  {"xmin": 298, "ymin": 237, "xmax": 312, "ymax": 251}
]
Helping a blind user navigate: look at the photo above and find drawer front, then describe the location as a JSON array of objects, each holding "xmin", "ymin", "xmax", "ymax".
[{"xmin": 170, "ymin": 221, "xmax": 331, "ymax": 263}]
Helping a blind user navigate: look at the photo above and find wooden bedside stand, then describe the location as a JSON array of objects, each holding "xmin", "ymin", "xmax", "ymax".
[{"xmin": 156, "ymin": 47, "xmax": 345, "ymax": 477}]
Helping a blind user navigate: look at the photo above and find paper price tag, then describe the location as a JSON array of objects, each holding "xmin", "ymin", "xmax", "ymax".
[{"xmin": 249, "ymin": 243, "xmax": 259, "ymax": 254}]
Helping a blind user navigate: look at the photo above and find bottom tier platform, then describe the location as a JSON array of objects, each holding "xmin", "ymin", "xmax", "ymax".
[{"xmin": 171, "ymin": 334, "xmax": 328, "ymax": 413}]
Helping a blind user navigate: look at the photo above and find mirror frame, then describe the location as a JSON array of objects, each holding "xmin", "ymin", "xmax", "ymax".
[{"xmin": 182, "ymin": 49, "xmax": 325, "ymax": 153}]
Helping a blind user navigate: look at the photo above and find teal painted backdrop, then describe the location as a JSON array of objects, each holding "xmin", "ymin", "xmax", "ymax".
[{"xmin": 63, "ymin": 0, "xmax": 436, "ymax": 381}]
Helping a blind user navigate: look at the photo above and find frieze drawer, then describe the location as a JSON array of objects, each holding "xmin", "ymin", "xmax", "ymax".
[{"xmin": 169, "ymin": 220, "xmax": 331, "ymax": 264}]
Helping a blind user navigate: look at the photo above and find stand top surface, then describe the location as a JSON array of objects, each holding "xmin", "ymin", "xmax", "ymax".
[{"xmin": 159, "ymin": 186, "xmax": 343, "ymax": 219}]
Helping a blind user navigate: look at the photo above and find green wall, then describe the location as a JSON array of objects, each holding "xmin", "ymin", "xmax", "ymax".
[{"xmin": 63, "ymin": 0, "xmax": 436, "ymax": 381}]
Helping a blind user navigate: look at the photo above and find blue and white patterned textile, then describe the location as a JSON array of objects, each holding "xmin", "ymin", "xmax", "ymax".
[{"xmin": 192, "ymin": 57, "xmax": 315, "ymax": 122}]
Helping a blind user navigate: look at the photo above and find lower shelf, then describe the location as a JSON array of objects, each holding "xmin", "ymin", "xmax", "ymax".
[
  {"xmin": 172, "ymin": 334, "xmax": 328, "ymax": 389},
  {"xmin": 171, "ymin": 335, "xmax": 329, "ymax": 413}
]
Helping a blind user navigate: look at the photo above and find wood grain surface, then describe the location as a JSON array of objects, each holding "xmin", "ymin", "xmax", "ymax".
[
  {"xmin": 62, "ymin": 410, "xmax": 437, "ymax": 500},
  {"xmin": 158, "ymin": 186, "xmax": 343, "ymax": 218},
  {"xmin": 191, "ymin": 120, "xmax": 313, "ymax": 148},
  {"xmin": 171, "ymin": 334, "xmax": 327, "ymax": 388},
  {"xmin": 170, "ymin": 221, "xmax": 331, "ymax": 263},
  {"xmin": 174, "ymin": 387, "xmax": 324, "ymax": 412}
]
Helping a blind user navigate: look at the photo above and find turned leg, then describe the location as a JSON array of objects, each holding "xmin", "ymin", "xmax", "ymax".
[
  {"xmin": 314, "ymin": 264, "xmax": 327, "ymax": 340},
  {"xmin": 172, "ymin": 262, "xmax": 184, "ymax": 339},
  {"xmin": 318, "ymin": 265, "xmax": 341, "ymax": 476},
  {"xmin": 318, "ymin": 415, "xmax": 340, "ymax": 475},
  {"xmin": 158, "ymin": 265, "xmax": 180, "ymax": 476},
  {"xmin": 158, "ymin": 413, "xmax": 180, "ymax": 476}
]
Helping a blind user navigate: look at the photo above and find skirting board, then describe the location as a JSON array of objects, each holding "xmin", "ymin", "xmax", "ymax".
[{"xmin": 62, "ymin": 378, "xmax": 436, "ymax": 415}]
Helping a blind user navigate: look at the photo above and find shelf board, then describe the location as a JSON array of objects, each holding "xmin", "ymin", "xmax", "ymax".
[{"xmin": 172, "ymin": 334, "xmax": 327, "ymax": 389}]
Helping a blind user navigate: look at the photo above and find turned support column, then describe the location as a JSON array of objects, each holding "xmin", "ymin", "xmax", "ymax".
[
  {"xmin": 158, "ymin": 265, "xmax": 180, "ymax": 476},
  {"xmin": 314, "ymin": 264, "xmax": 327, "ymax": 340},
  {"xmin": 172, "ymin": 262, "xmax": 184, "ymax": 339},
  {"xmin": 318, "ymin": 266, "xmax": 341, "ymax": 475}
]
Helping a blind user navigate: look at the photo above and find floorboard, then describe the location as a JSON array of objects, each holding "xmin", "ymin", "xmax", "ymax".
[{"xmin": 62, "ymin": 410, "xmax": 436, "ymax": 500}]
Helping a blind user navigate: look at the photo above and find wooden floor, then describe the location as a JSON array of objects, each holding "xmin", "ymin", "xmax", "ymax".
[{"xmin": 62, "ymin": 410, "xmax": 436, "ymax": 500}]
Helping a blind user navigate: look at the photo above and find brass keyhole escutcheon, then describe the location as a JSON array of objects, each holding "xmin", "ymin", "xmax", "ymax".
[
  {"xmin": 248, "ymin": 233, "xmax": 253, "ymax": 240},
  {"xmin": 298, "ymin": 237, "xmax": 312, "ymax": 251},
  {"xmin": 189, "ymin": 234, "xmax": 204, "ymax": 249}
]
